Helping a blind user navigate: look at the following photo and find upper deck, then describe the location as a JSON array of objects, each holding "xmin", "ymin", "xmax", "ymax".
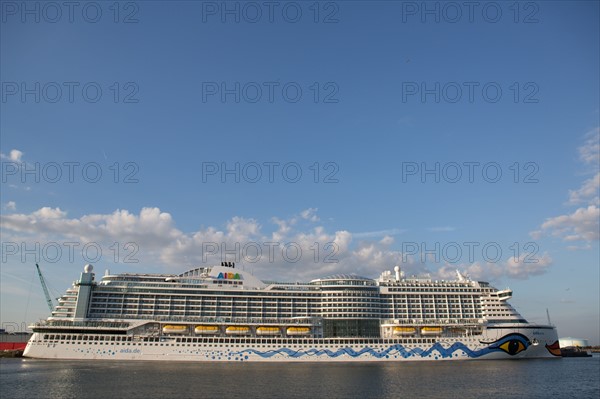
[{"xmin": 49, "ymin": 264, "xmax": 525, "ymax": 325}]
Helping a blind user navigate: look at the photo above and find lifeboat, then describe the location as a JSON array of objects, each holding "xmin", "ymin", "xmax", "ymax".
[
  {"xmin": 256, "ymin": 327, "xmax": 280, "ymax": 336},
  {"xmin": 162, "ymin": 325, "xmax": 187, "ymax": 334},
  {"xmin": 225, "ymin": 326, "xmax": 250, "ymax": 335},
  {"xmin": 393, "ymin": 327, "xmax": 416, "ymax": 336},
  {"xmin": 286, "ymin": 327, "xmax": 310, "ymax": 336},
  {"xmin": 195, "ymin": 325, "xmax": 219, "ymax": 335},
  {"xmin": 421, "ymin": 327, "xmax": 443, "ymax": 336}
]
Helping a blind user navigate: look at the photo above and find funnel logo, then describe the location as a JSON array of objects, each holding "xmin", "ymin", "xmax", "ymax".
[{"xmin": 214, "ymin": 272, "xmax": 242, "ymax": 280}]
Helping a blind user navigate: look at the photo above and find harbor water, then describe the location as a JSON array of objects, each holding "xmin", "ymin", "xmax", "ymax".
[{"xmin": 1, "ymin": 356, "xmax": 599, "ymax": 398}]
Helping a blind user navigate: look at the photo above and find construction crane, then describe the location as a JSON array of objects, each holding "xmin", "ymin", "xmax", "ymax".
[{"xmin": 35, "ymin": 263, "xmax": 55, "ymax": 311}]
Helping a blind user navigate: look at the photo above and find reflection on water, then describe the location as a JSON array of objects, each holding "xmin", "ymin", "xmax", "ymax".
[{"xmin": 1, "ymin": 357, "xmax": 599, "ymax": 399}]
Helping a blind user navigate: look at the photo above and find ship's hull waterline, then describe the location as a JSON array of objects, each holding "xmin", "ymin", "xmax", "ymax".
[{"xmin": 24, "ymin": 325, "xmax": 559, "ymax": 362}]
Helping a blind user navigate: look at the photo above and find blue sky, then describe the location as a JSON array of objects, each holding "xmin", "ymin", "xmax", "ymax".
[{"xmin": 1, "ymin": 1, "xmax": 599, "ymax": 344}]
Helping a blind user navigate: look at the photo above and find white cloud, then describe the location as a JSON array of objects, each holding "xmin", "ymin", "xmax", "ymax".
[
  {"xmin": 578, "ymin": 128, "xmax": 599, "ymax": 165},
  {"xmin": 0, "ymin": 149, "xmax": 24, "ymax": 162},
  {"xmin": 0, "ymin": 207, "xmax": 182, "ymax": 249},
  {"xmin": 0, "ymin": 206, "xmax": 552, "ymax": 282},
  {"xmin": 571, "ymin": 129, "xmax": 600, "ymax": 207},
  {"xmin": 380, "ymin": 235, "xmax": 394, "ymax": 246},
  {"xmin": 504, "ymin": 253, "xmax": 553, "ymax": 279},
  {"xmin": 226, "ymin": 216, "xmax": 261, "ymax": 241},
  {"xmin": 33, "ymin": 207, "xmax": 67, "ymax": 219},
  {"xmin": 300, "ymin": 208, "xmax": 319, "ymax": 222},
  {"xmin": 435, "ymin": 253, "xmax": 552, "ymax": 281},
  {"xmin": 0, "ymin": 206, "xmax": 405, "ymax": 280},
  {"xmin": 538, "ymin": 205, "xmax": 599, "ymax": 242},
  {"xmin": 532, "ymin": 130, "xmax": 600, "ymax": 246},
  {"xmin": 353, "ymin": 228, "xmax": 405, "ymax": 238},
  {"xmin": 529, "ymin": 230, "xmax": 542, "ymax": 240},
  {"xmin": 10, "ymin": 150, "xmax": 23, "ymax": 162},
  {"xmin": 568, "ymin": 172, "xmax": 599, "ymax": 205},
  {"xmin": 271, "ymin": 217, "xmax": 294, "ymax": 242},
  {"xmin": 3, "ymin": 201, "xmax": 16, "ymax": 211},
  {"xmin": 566, "ymin": 243, "xmax": 592, "ymax": 251}
]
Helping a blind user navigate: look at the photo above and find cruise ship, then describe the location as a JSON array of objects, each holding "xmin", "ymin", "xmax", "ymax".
[{"xmin": 24, "ymin": 263, "xmax": 561, "ymax": 361}]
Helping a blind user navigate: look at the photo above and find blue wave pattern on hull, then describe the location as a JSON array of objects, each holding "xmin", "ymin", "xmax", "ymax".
[
  {"xmin": 232, "ymin": 334, "xmax": 531, "ymax": 359},
  {"xmin": 234, "ymin": 342, "xmax": 487, "ymax": 359}
]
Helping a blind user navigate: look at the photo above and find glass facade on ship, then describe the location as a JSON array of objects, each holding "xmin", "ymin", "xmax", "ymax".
[{"xmin": 47, "ymin": 263, "xmax": 527, "ymax": 339}]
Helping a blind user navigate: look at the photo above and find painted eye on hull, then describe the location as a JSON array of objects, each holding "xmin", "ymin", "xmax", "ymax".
[
  {"xmin": 481, "ymin": 333, "xmax": 531, "ymax": 356},
  {"xmin": 499, "ymin": 340, "xmax": 526, "ymax": 356}
]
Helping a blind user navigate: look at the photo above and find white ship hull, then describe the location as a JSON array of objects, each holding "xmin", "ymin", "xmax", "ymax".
[{"xmin": 24, "ymin": 325, "xmax": 559, "ymax": 362}]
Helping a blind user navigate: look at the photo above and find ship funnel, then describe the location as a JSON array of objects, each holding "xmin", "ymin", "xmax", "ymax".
[{"xmin": 394, "ymin": 266, "xmax": 401, "ymax": 281}]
